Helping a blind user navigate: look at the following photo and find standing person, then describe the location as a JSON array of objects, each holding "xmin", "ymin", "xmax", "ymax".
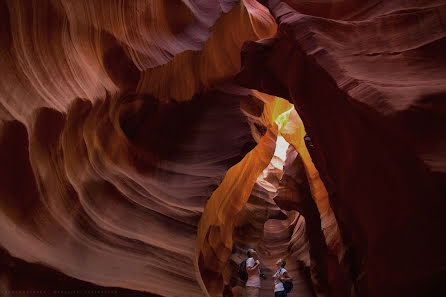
[
  {"xmin": 245, "ymin": 248, "xmax": 261, "ymax": 297},
  {"xmin": 273, "ymin": 259, "xmax": 292, "ymax": 297}
]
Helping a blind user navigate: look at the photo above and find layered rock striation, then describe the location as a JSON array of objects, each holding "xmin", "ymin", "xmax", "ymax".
[
  {"xmin": 1, "ymin": 0, "xmax": 445, "ymax": 297},
  {"xmin": 238, "ymin": 1, "xmax": 446, "ymax": 296}
]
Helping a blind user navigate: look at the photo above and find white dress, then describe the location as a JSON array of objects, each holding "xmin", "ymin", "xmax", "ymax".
[{"xmin": 245, "ymin": 257, "xmax": 261, "ymax": 288}]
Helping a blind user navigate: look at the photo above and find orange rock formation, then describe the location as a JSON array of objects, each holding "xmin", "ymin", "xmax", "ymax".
[{"xmin": 1, "ymin": 1, "xmax": 445, "ymax": 297}]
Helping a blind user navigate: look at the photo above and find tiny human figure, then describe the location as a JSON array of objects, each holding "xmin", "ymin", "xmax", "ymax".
[
  {"xmin": 273, "ymin": 258, "xmax": 292, "ymax": 297},
  {"xmin": 245, "ymin": 248, "xmax": 261, "ymax": 297}
]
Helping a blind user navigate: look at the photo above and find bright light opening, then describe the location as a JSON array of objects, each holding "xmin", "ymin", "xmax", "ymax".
[
  {"xmin": 256, "ymin": 102, "xmax": 295, "ymax": 189},
  {"xmin": 271, "ymin": 136, "xmax": 289, "ymax": 169}
]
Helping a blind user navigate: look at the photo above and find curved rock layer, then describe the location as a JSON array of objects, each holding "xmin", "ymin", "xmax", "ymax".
[
  {"xmin": 1, "ymin": 0, "xmax": 445, "ymax": 297},
  {"xmin": 0, "ymin": 90, "xmax": 259, "ymax": 296},
  {"xmin": 0, "ymin": 247, "xmax": 161, "ymax": 297},
  {"xmin": 0, "ymin": 0, "xmax": 276, "ymax": 122},
  {"xmin": 0, "ymin": 1, "xmax": 278, "ymax": 296},
  {"xmin": 199, "ymin": 96, "xmax": 344, "ymax": 297},
  {"xmin": 197, "ymin": 122, "xmax": 278, "ymax": 296},
  {"xmin": 238, "ymin": 1, "xmax": 446, "ymax": 296}
]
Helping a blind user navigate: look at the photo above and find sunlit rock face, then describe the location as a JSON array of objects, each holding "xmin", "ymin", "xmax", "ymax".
[
  {"xmin": 0, "ymin": 1, "xmax": 276, "ymax": 296},
  {"xmin": 197, "ymin": 95, "xmax": 345, "ymax": 297},
  {"xmin": 238, "ymin": 1, "xmax": 446, "ymax": 296},
  {"xmin": 0, "ymin": 90, "xmax": 260, "ymax": 296},
  {"xmin": 1, "ymin": 0, "xmax": 445, "ymax": 297}
]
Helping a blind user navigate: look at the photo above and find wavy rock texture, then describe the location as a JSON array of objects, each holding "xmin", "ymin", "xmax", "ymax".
[
  {"xmin": 207, "ymin": 97, "xmax": 344, "ymax": 297},
  {"xmin": 0, "ymin": 1, "xmax": 277, "ymax": 296},
  {"xmin": 1, "ymin": 0, "xmax": 446, "ymax": 297},
  {"xmin": 0, "ymin": 247, "xmax": 161, "ymax": 297},
  {"xmin": 0, "ymin": 0, "xmax": 276, "ymax": 120},
  {"xmin": 197, "ymin": 125, "xmax": 277, "ymax": 296},
  {"xmin": 0, "ymin": 90, "xmax": 260, "ymax": 297},
  {"xmin": 238, "ymin": 1, "xmax": 446, "ymax": 296},
  {"xmin": 273, "ymin": 99, "xmax": 350, "ymax": 297}
]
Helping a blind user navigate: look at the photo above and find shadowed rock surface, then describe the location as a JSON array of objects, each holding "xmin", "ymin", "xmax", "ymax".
[
  {"xmin": 1, "ymin": 1, "xmax": 445, "ymax": 297},
  {"xmin": 237, "ymin": 1, "xmax": 446, "ymax": 296}
]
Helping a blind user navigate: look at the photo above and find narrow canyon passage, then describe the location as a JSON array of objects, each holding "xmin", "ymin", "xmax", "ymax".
[
  {"xmin": 198, "ymin": 98, "xmax": 347, "ymax": 297},
  {"xmin": 1, "ymin": 1, "xmax": 445, "ymax": 297}
]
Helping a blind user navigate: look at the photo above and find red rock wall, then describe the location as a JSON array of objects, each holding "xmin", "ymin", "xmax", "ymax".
[
  {"xmin": 238, "ymin": 1, "xmax": 446, "ymax": 296},
  {"xmin": 1, "ymin": 0, "xmax": 445, "ymax": 297},
  {"xmin": 0, "ymin": 1, "xmax": 277, "ymax": 296}
]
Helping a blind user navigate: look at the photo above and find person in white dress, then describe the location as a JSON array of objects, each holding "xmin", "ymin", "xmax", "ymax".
[
  {"xmin": 245, "ymin": 248, "xmax": 261, "ymax": 297},
  {"xmin": 272, "ymin": 258, "xmax": 292, "ymax": 297}
]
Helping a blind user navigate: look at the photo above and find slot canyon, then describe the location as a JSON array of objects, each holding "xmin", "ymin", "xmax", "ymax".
[{"xmin": 0, "ymin": 1, "xmax": 445, "ymax": 297}]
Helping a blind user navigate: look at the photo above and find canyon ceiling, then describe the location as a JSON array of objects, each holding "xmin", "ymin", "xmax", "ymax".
[{"xmin": 0, "ymin": 1, "xmax": 445, "ymax": 297}]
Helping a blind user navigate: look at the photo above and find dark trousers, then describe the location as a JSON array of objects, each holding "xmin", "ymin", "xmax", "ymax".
[{"xmin": 275, "ymin": 290, "xmax": 287, "ymax": 297}]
